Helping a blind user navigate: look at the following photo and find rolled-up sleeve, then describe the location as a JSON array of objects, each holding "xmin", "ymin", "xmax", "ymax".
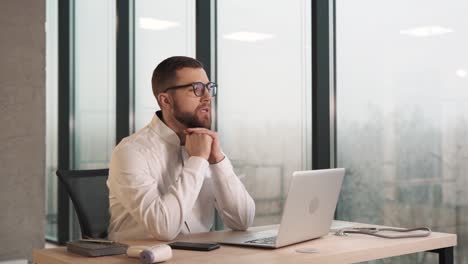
[
  {"xmin": 108, "ymin": 146, "xmax": 209, "ymax": 241},
  {"xmin": 210, "ymin": 158, "xmax": 255, "ymax": 230}
]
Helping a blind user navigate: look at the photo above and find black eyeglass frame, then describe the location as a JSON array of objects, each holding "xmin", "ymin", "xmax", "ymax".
[{"xmin": 163, "ymin": 82, "xmax": 217, "ymax": 97}]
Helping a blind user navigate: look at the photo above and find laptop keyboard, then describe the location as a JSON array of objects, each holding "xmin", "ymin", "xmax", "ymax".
[{"xmin": 246, "ymin": 236, "xmax": 277, "ymax": 245}]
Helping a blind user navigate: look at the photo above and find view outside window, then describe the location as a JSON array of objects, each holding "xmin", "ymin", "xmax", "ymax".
[
  {"xmin": 74, "ymin": 0, "xmax": 116, "ymax": 170},
  {"xmin": 134, "ymin": 0, "xmax": 195, "ymax": 130},
  {"xmin": 336, "ymin": 1, "xmax": 468, "ymax": 263},
  {"xmin": 217, "ymin": 0, "xmax": 312, "ymax": 225}
]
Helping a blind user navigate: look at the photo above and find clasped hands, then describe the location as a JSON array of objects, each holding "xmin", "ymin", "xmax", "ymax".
[{"xmin": 184, "ymin": 128, "xmax": 225, "ymax": 164}]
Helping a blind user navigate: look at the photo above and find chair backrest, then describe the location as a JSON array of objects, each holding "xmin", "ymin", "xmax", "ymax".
[{"xmin": 56, "ymin": 169, "xmax": 110, "ymax": 239}]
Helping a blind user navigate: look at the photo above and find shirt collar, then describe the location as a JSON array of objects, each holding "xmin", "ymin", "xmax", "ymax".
[{"xmin": 149, "ymin": 111, "xmax": 181, "ymax": 146}]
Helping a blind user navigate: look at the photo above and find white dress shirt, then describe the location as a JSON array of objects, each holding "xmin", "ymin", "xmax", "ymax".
[{"xmin": 107, "ymin": 112, "xmax": 255, "ymax": 241}]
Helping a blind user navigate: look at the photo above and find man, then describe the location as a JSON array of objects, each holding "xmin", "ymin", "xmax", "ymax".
[{"xmin": 107, "ymin": 56, "xmax": 255, "ymax": 241}]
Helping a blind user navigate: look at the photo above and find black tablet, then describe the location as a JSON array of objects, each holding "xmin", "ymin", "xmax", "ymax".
[{"xmin": 168, "ymin": 241, "xmax": 220, "ymax": 251}]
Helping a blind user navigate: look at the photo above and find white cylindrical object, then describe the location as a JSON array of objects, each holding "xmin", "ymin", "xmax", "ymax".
[
  {"xmin": 127, "ymin": 245, "xmax": 151, "ymax": 258},
  {"xmin": 140, "ymin": 244, "xmax": 173, "ymax": 264}
]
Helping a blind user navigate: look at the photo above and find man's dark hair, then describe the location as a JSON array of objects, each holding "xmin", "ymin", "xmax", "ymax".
[{"xmin": 151, "ymin": 56, "xmax": 204, "ymax": 99}]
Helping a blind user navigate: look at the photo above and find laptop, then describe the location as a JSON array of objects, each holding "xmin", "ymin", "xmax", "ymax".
[{"xmin": 218, "ymin": 168, "xmax": 345, "ymax": 248}]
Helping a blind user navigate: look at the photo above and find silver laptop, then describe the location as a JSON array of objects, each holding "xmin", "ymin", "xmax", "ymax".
[{"xmin": 218, "ymin": 168, "xmax": 345, "ymax": 248}]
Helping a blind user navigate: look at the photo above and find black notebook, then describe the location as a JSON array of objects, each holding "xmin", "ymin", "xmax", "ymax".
[{"xmin": 66, "ymin": 240, "xmax": 128, "ymax": 257}]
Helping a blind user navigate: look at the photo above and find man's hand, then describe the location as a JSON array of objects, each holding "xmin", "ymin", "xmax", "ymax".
[
  {"xmin": 185, "ymin": 132, "xmax": 213, "ymax": 161},
  {"xmin": 185, "ymin": 128, "xmax": 225, "ymax": 164}
]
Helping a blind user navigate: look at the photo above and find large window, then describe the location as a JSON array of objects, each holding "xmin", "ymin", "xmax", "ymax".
[
  {"xmin": 336, "ymin": 0, "xmax": 468, "ymax": 263},
  {"xmin": 217, "ymin": 0, "xmax": 312, "ymax": 225},
  {"xmin": 134, "ymin": 0, "xmax": 196, "ymax": 130}
]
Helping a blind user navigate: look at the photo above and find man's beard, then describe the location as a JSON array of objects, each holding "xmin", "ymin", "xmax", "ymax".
[{"xmin": 173, "ymin": 102, "xmax": 211, "ymax": 129}]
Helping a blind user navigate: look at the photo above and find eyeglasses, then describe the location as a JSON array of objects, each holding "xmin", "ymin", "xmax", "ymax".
[{"xmin": 163, "ymin": 82, "xmax": 217, "ymax": 97}]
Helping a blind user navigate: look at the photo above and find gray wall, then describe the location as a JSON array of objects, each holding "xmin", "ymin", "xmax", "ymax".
[{"xmin": 0, "ymin": 0, "xmax": 45, "ymax": 261}]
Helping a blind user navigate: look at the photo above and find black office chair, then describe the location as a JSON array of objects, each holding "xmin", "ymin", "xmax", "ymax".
[{"xmin": 56, "ymin": 169, "xmax": 110, "ymax": 239}]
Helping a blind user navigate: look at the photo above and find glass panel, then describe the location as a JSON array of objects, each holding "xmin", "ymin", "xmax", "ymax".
[
  {"xmin": 134, "ymin": 0, "xmax": 196, "ymax": 130},
  {"xmin": 74, "ymin": 0, "xmax": 116, "ymax": 170},
  {"xmin": 217, "ymin": 0, "xmax": 312, "ymax": 226},
  {"xmin": 73, "ymin": 0, "xmax": 116, "ymax": 239},
  {"xmin": 45, "ymin": 0, "xmax": 59, "ymax": 241},
  {"xmin": 336, "ymin": 0, "xmax": 468, "ymax": 263}
]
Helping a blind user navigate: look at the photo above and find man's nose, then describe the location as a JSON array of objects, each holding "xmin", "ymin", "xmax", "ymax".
[{"xmin": 201, "ymin": 87, "xmax": 212, "ymax": 101}]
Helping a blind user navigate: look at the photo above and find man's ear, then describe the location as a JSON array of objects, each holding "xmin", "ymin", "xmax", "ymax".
[{"xmin": 157, "ymin": 93, "xmax": 173, "ymax": 109}]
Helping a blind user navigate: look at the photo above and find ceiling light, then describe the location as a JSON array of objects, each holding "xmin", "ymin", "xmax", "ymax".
[
  {"xmin": 139, "ymin": 18, "xmax": 179, "ymax": 31},
  {"xmin": 456, "ymin": 69, "xmax": 467, "ymax": 78},
  {"xmin": 399, "ymin": 26, "xmax": 453, "ymax": 37}
]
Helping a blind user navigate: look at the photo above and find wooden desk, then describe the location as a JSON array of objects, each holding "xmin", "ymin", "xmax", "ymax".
[{"xmin": 33, "ymin": 221, "xmax": 457, "ymax": 264}]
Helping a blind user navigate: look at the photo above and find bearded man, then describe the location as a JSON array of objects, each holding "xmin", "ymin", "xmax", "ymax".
[{"xmin": 107, "ymin": 56, "xmax": 255, "ymax": 241}]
